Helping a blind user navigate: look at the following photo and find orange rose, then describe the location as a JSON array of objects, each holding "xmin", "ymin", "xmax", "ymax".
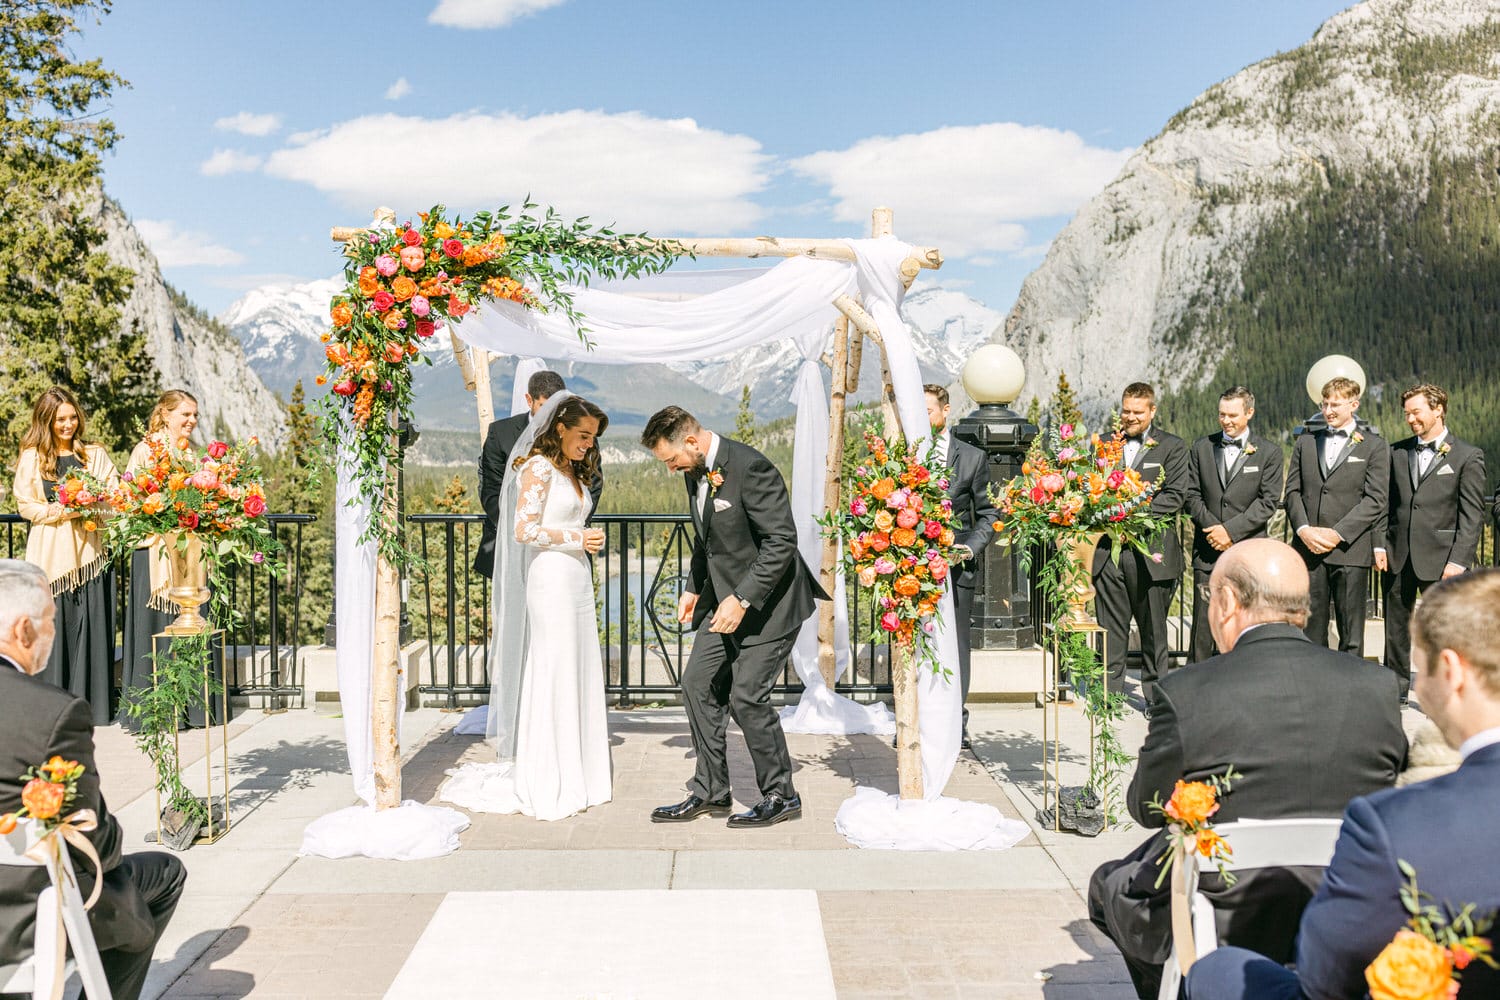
[
  {"xmin": 357, "ymin": 268, "xmax": 380, "ymax": 296},
  {"xmin": 434, "ymin": 221, "xmax": 455, "ymax": 239},
  {"xmin": 868, "ymin": 532, "xmax": 890, "ymax": 553},
  {"xmin": 869, "ymin": 477, "xmax": 896, "ymax": 500},
  {"xmin": 383, "ymin": 312, "xmax": 404, "ymax": 331},
  {"xmin": 331, "ymin": 302, "xmax": 353, "ymax": 327},
  {"xmin": 391, "ymin": 275, "xmax": 417, "ymax": 302},
  {"xmin": 1163, "ymin": 780, "xmax": 1220, "ymax": 826},
  {"xmin": 1365, "ymin": 929, "xmax": 1454, "ymax": 1000},
  {"xmin": 873, "ymin": 510, "xmax": 895, "ymax": 532},
  {"xmin": 0, "ymin": 813, "xmax": 14, "ymax": 835},
  {"xmin": 891, "ymin": 527, "xmax": 918, "ymax": 548},
  {"xmin": 894, "ymin": 574, "xmax": 920, "ymax": 597},
  {"xmin": 848, "ymin": 539, "xmax": 866, "ymax": 560},
  {"xmin": 21, "ymin": 778, "xmax": 64, "ymax": 820},
  {"xmin": 939, "ymin": 528, "xmax": 955, "ymax": 547},
  {"xmin": 42, "ymin": 757, "xmax": 79, "ymax": 781},
  {"xmin": 168, "ymin": 473, "xmax": 188, "ymax": 491}
]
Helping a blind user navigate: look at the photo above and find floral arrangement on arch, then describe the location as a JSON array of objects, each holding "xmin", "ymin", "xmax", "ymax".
[
  {"xmin": 819, "ymin": 427, "xmax": 966, "ymax": 675},
  {"xmin": 1364, "ymin": 861, "xmax": 1495, "ymax": 1000},
  {"xmin": 319, "ymin": 201, "xmax": 681, "ymax": 558}
]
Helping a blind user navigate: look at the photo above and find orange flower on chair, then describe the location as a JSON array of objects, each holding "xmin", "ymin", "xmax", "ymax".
[{"xmin": 1164, "ymin": 780, "xmax": 1221, "ymax": 826}]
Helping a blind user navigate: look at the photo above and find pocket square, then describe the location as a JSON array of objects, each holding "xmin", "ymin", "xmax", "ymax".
[
  {"xmin": 1243, "ymin": 466, "xmax": 1259, "ymax": 473},
  {"xmin": 713, "ymin": 498, "xmax": 733, "ymax": 511},
  {"xmin": 1347, "ymin": 456, "xmax": 1365, "ymax": 464},
  {"xmin": 1436, "ymin": 465, "xmax": 1455, "ymax": 475},
  {"xmin": 1143, "ymin": 462, "xmax": 1161, "ymax": 470}
]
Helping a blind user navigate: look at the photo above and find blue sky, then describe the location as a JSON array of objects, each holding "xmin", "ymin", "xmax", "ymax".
[{"xmin": 81, "ymin": 0, "xmax": 1353, "ymax": 317}]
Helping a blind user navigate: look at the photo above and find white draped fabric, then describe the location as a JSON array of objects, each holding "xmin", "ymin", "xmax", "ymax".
[{"xmin": 315, "ymin": 237, "xmax": 1019, "ymax": 856}]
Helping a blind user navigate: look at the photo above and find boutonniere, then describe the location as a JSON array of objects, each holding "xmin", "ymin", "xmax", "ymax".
[
  {"xmin": 1244, "ymin": 443, "xmax": 1258, "ymax": 456},
  {"xmin": 706, "ymin": 468, "xmax": 724, "ymax": 496},
  {"xmin": 1351, "ymin": 431, "xmax": 1365, "ymax": 444},
  {"xmin": 1144, "ymin": 437, "xmax": 1158, "ymax": 449},
  {"xmin": 1438, "ymin": 442, "xmax": 1452, "ymax": 456}
]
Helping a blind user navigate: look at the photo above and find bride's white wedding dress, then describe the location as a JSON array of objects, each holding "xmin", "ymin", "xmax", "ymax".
[{"xmin": 441, "ymin": 455, "xmax": 612, "ymax": 821}]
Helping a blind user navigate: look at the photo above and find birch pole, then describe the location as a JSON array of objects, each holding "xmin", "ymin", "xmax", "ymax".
[
  {"xmin": 371, "ymin": 414, "xmax": 403, "ymax": 810},
  {"xmin": 816, "ymin": 316, "xmax": 851, "ymax": 688},
  {"xmin": 472, "ymin": 348, "xmax": 495, "ymax": 435}
]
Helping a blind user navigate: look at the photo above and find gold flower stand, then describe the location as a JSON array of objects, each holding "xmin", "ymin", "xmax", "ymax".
[
  {"xmin": 1039, "ymin": 620, "xmax": 1111, "ymax": 833},
  {"xmin": 150, "ymin": 627, "xmax": 231, "ymax": 847}
]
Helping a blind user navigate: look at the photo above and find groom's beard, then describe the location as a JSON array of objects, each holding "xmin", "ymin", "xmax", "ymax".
[{"xmin": 688, "ymin": 455, "xmax": 709, "ymax": 479}]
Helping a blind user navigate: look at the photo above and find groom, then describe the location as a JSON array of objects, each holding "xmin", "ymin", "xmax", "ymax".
[{"xmin": 642, "ymin": 406, "xmax": 828, "ymax": 827}]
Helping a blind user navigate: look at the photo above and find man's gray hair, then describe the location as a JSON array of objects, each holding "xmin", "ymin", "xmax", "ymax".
[
  {"xmin": 0, "ymin": 559, "xmax": 52, "ymax": 637},
  {"xmin": 1219, "ymin": 557, "xmax": 1310, "ymax": 628}
]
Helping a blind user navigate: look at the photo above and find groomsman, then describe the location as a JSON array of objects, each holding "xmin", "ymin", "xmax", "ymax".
[
  {"xmin": 1184, "ymin": 386, "xmax": 1284, "ymax": 662},
  {"xmin": 925, "ymin": 384, "xmax": 1000, "ymax": 748},
  {"xmin": 1375, "ymin": 383, "xmax": 1486, "ymax": 701},
  {"xmin": 1285, "ymin": 376, "xmax": 1390, "ymax": 657},
  {"xmin": 1092, "ymin": 382, "xmax": 1190, "ymax": 707}
]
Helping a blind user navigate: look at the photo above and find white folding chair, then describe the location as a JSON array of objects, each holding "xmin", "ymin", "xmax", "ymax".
[
  {"xmin": 0, "ymin": 821, "xmax": 112, "ymax": 1000},
  {"xmin": 1157, "ymin": 817, "xmax": 1343, "ymax": 1000}
]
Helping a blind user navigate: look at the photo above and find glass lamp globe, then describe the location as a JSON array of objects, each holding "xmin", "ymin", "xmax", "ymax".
[
  {"xmin": 1305, "ymin": 355, "xmax": 1367, "ymax": 403},
  {"xmin": 962, "ymin": 344, "xmax": 1026, "ymax": 405}
]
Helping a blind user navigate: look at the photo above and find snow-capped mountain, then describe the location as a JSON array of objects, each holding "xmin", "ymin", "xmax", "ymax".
[{"xmin": 222, "ymin": 275, "xmax": 1001, "ymax": 434}]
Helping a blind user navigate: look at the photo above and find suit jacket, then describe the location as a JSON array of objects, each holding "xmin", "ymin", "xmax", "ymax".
[
  {"xmin": 475, "ymin": 412, "xmax": 603, "ymax": 578},
  {"xmin": 0, "ymin": 663, "xmax": 156, "ymax": 978},
  {"xmin": 1094, "ymin": 625, "xmax": 1406, "ymax": 967},
  {"xmin": 1285, "ymin": 426, "xmax": 1390, "ymax": 567},
  {"xmin": 944, "ymin": 435, "xmax": 1000, "ymax": 590},
  {"xmin": 685, "ymin": 437, "xmax": 829, "ymax": 646},
  {"xmin": 1381, "ymin": 433, "xmax": 1487, "ymax": 579},
  {"xmin": 1291, "ymin": 742, "xmax": 1500, "ymax": 1000},
  {"xmin": 1093, "ymin": 426, "xmax": 1190, "ymax": 582},
  {"xmin": 1184, "ymin": 430, "xmax": 1285, "ymax": 572}
]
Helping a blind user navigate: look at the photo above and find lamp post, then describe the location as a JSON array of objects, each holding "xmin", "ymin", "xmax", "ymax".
[
  {"xmin": 1299, "ymin": 354, "xmax": 1373, "ymax": 437},
  {"xmin": 952, "ymin": 344, "xmax": 1038, "ymax": 649}
]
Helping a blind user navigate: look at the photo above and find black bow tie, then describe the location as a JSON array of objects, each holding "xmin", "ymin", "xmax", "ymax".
[
  {"xmin": 1327, "ymin": 429, "xmax": 1349, "ymax": 439},
  {"xmin": 1417, "ymin": 440, "xmax": 1440, "ymax": 452},
  {"xmin": 1125, "ymin": 435, "xmax": 1144, "ymax": 444},
  {"xmin": 1223, "ymin": 436, "xmax": 1245, "ymax": 448}
]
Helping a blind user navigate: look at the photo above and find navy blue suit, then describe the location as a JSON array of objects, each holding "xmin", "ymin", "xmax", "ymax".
[{"xmin": 1187, "ymin": 741, "xmax": 1500, "ymax": 1000}]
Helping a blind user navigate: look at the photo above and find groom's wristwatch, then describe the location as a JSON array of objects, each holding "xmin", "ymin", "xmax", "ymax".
[{"xmin": 732, "ymin": 594, "xmax": 750, "ymax": 610}]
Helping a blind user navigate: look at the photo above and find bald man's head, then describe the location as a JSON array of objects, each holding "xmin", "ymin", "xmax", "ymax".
[{"xmin": 1208, "ymin": 539, "xmax": 1311, "ymax": 652}]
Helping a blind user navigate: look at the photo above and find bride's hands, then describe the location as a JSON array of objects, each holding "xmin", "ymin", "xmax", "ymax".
[{"xmin": 581, "ymin": 528, "xmax": 605, "ymax": 555}]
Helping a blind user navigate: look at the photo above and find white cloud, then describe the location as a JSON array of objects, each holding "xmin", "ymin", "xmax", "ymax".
[
  {"xmin": 213, "ymin": 112, "xmax": 281, "ymax": 137},
  {"xmin": 791, "ymin": 123, "xmax": 1131, "ymax": 258},
  {"xmin": 263, "ymin": 110, "xmax": 769, "ymax": 233},
  {"xmin": 429, "ymin": 0, "xmax": 568, "ymax": 29},
  {"xmin": 200, "ymin": 148, "xmax": 263, "ymax": 176},
  {"xmin": 134, "ymin": 220, "xmax": 245, "ymax": 268},
  {"xmin": 385, "ymin": 77, "xmax": 412, "ymax": 101}
]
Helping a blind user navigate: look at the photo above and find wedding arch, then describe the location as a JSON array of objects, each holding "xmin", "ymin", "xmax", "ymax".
[{"xmin": 301, "ymin": 204, "xmax": 1017, "ymax": 858}]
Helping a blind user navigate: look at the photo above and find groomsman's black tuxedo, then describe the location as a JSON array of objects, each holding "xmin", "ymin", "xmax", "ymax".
[
  {"xmin": 1184, "ymin": 430, "xmax": 1285, "ymax": 662},
  {"xmin": 1092, "ymin": 426, "xmax": 1190, "ymax": 702},
  {"xmin": 1087, "ymin": 624, "xmax": 1406, "ymax": 999},
  {"xmin": 939, "ymin": 431, "xmax": 1001, "ymax": 734},
  {"xmin": 1285, "ymin": 424, "xmax": 1389, "ymax": 657},
  {"xmin": 1378, "ymin": 431, "xmax": 1487, "ymax": 698},
  {"xmin": 0, "ymin": 659, "xmax": 186, "ymax": 1000},
  {"xmin": 680, "ymin": 435, "xmax": 828, "ymax": 803},
  {"xmin": 475, "ymin": 410, "xmax": 603, "ymax": 578}
]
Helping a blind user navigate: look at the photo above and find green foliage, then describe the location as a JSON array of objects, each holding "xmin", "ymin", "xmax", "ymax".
[
  {"xmin": 1380, "ymin": 21, "xmax": 1500, "ymax": 100},
  {"xmin": 1164, "ymin": 153, "xmax": 1500, "ymax": 490},
  {"xmin": 735, "ymin": 385, "xmax": 758, "ymax": 449},
  {"xmin": 0, "ymin": 1, "xmax": 156, "ymax": 464},
  {"xmin": 125, "ymin": 631, "xmax": 218, "ymax": 824},
  {"xmin": 1048, "ymin": 372, "xmax": 1084, "ymax": 430}
]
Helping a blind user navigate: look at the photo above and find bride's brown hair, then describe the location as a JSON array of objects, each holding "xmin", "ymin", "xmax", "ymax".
[{"xmin": 518, "ymin": 396, "xmax": 608, "ymax": 486}]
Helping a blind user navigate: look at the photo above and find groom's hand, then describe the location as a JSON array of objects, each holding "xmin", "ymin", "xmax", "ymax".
[
  {"xmin": 677, "ymin": 591, "xmax": 698, "ymax": 624},
  {"xmin": 708, "ymin": 596, "xmax": 745, "ymax": 633}
]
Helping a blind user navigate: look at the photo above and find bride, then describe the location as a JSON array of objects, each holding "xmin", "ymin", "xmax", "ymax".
[{"xmin": 442, "ymin": 392, "xmax": 613, "ymax": 820}]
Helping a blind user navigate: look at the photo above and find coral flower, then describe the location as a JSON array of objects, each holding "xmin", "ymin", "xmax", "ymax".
[
  {"xmin": 895, "ymin": 508, "xmax": 920, "ymax": 530},
  {"xmin": 20, "ymin": 778, "xmax": 64, "ymax": 820},
  {"xmin": 1164, "ymin": 780, "xmax": 1220, "ymax": 825},
  {"xmin": 400, "ymin": 246, "xmax": 426, "ymax": 272}
]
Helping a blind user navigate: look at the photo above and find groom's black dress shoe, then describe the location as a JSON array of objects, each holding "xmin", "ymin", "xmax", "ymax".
[
  {"xmin": 651, "ymin": 795, "xmax": 732, "ymax": 823},
  {"xmin": 727, "ymin": 793, "xmax": 802, "ymax": 828}
]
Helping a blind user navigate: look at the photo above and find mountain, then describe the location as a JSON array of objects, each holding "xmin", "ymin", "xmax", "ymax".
[
  {"xmin": 98, "ymin": 195, "xmax": 286, "ymax": 445},
  {"xmin": 1002, "ymin": 0, "xmax": 1500, "ymax": 472},
  {"xmin": 224, "ymin": 276, "xmax": 999, "ymax": 456}
]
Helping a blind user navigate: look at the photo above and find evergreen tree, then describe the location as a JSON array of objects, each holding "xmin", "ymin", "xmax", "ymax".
[
  {"xmin": 1050, "ymin": 372, "xmax": 1083, "ymax": 429},
  {"xmin": 735, "ymin": 384, "xmax": 757, "ymax": 448},
  {"xmin": 1024, "ymin": 395, "xmax": 1042, "ymax": 427},
  {"xmin": 0, "ymin": 0, "xmax": 156, "ymax": 464}
]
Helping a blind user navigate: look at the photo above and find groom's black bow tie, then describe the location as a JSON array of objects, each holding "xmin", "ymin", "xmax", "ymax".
[
  {"xmin": 1326, "ymin": 428, "xmax": 1349, "ymax": 439},
  {"xmin": 1125, "ymin": 434, "xmax": 1144, "ymax": 444},
  {"xmin": 1417, "ymin": 439, "xmax": 1439, "ymax": 452},
  {"xmin": 1223, "ymin": 436, "xmax": 1244, "ymax": 448}
]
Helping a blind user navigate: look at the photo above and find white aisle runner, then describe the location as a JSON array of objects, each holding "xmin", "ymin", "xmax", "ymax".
[{"xmin": 386, "ymin": 889, "xmax": 838, "ymax": 999}]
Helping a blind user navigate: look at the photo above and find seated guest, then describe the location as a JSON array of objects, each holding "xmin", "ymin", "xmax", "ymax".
[
  {"xmin": 0, "ymin": 560, "xmax": 187, "ymax": 1000},
  {"xmin": 1088, "ymin": 539, "xmax": 1407, "ymax": 999},
  {"xmin": 1187, "ymin": 568, "xmax": 1500, "ymax": 1000}
]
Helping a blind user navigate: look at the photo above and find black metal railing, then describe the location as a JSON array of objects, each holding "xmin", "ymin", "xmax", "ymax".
[
  {"xmin": 404, "ymin": 511, "xmax": 892, "ymax": 708},
  {"xmin": 0, "ymin": 512, "xmax": 318, "ymax": 710}
]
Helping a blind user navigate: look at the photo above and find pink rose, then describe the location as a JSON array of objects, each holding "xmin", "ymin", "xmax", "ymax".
[
  {"xmin": 937, "ymin": 478, "xmax": 950, "ymax": 490},
  {"xmin": 207, "ymin": 440, "xmax": 228, "ymax": 459},
  {"xmin": 923, "ymin": 520, "xmax": 942, "ymax": 539},
  {"xmin": 411, "ymin": 294, "xmax": 430, "ymax": 317},
  {"xmin": 400, "ymin": 228, "xmax": 422, "ymax": 246},
  {"xmin": 189, "ymin": 469, "xmax": 219, "ymax": 491},
  {"xmin": 857, "ymin": 566, "xmax": 877, "ymax": 587},
  {"xmin": 243, "ymin": 494, "xmax": 266, "ymax": 517},
  {"xmin": 886, "ymin": 489, "xmax": 908, "ymax": 510},
  {"xmin": 1151, "ymin": 553, "xmax": 1164, "ymax": 563},
  {"xmin": 332, "ymin": 379, "xmax": 356, "ymax": 396},
  {"xmin": 1040, "ymin": 473, "xmax": 1066, "ymax": 493},
  {"xmin": 895, "ymin": 508, "xmax": 920, "ymax": 529},
  {"xmin": 872, "ymin": 557, "xmax": 897, "ymax": 575},
  {"xmin": 1097, "ymin": 458, "xmax": 1110, "ymax": 470},
  {"xmin": 1029, "ymin": 486, "xmax": 1048, "ymax": 503},
  {"xmin": 1058, "ymin": 447, "xmax": 1078, "ymax": 462},
  {"xmin": 1106, "ymin": 470, "xmax": 1126, "ymax": 489},
  {"xmin": 375, "ymin": 254, "xmax": 399, "ymax": 277},
  {"xmin": 931, "ymin": 560, "xmax": 948, "ymax": 582},
  {"xmin": 879, "ymin": 611, "xmax": 901, "ymax": 633},
  {"xmin": 922, "ymin": 620, "xmax": 937, "ymax": 636},
  {"xmin": 372, "ymin": 290, "xmax": 395, "ymax": 312},
  {"xmin": 400, "ymin": 246, "xmax": 426, "ymax": 272},
  {"xmin": 940, "ymin": 498, "xmax": 953, "ymax": 512},
  {"xmin": 443, "ymin": 238, "xmax": 465, "ymax": 259},
  {"xmin": 849, "ymin": 498, "xmax": 867, "ymax": 517},
  {"xmin": 1060, "ymin": 423, "xmax": 1074, "ymax": 438},
  {"xmin": 178, "ymin": 511, "xmax": 199, "ymax": 530},
  {"xmin": 880, "ymin": 595, "xmax": 896, "ymax": 611}
]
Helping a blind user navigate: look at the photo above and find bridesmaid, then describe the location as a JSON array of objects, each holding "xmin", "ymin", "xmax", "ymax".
[
  {"xmin": 12, "ymin": 386, "xmax": 119, "ymax": 725},
  {"xmin": 119, "ymin": 389, "xmax": 228, "ymax": 730}
]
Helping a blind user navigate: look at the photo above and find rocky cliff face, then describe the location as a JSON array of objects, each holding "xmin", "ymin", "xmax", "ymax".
[
  {"xmin": 92, "ymin": 194, "xmax": 287, "ymax": 445},
  {"xmin": 1002, "ymin": 0, "xmax": 1500, "ymax": 418}
]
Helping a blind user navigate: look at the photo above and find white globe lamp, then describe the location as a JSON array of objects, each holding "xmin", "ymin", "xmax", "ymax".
[
  {"xmin": 962, "ymin": 343, "xmax": 1027, "ymax": 406},
  {"xmin": 1305, "ymin": 354, "xmax": 1367, "ymax": 403}
]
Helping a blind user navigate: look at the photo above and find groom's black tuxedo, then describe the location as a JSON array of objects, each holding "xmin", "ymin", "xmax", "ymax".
[{"xmin": 680, "ymin": 436, "xmax": 827, "ymax": 803}]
